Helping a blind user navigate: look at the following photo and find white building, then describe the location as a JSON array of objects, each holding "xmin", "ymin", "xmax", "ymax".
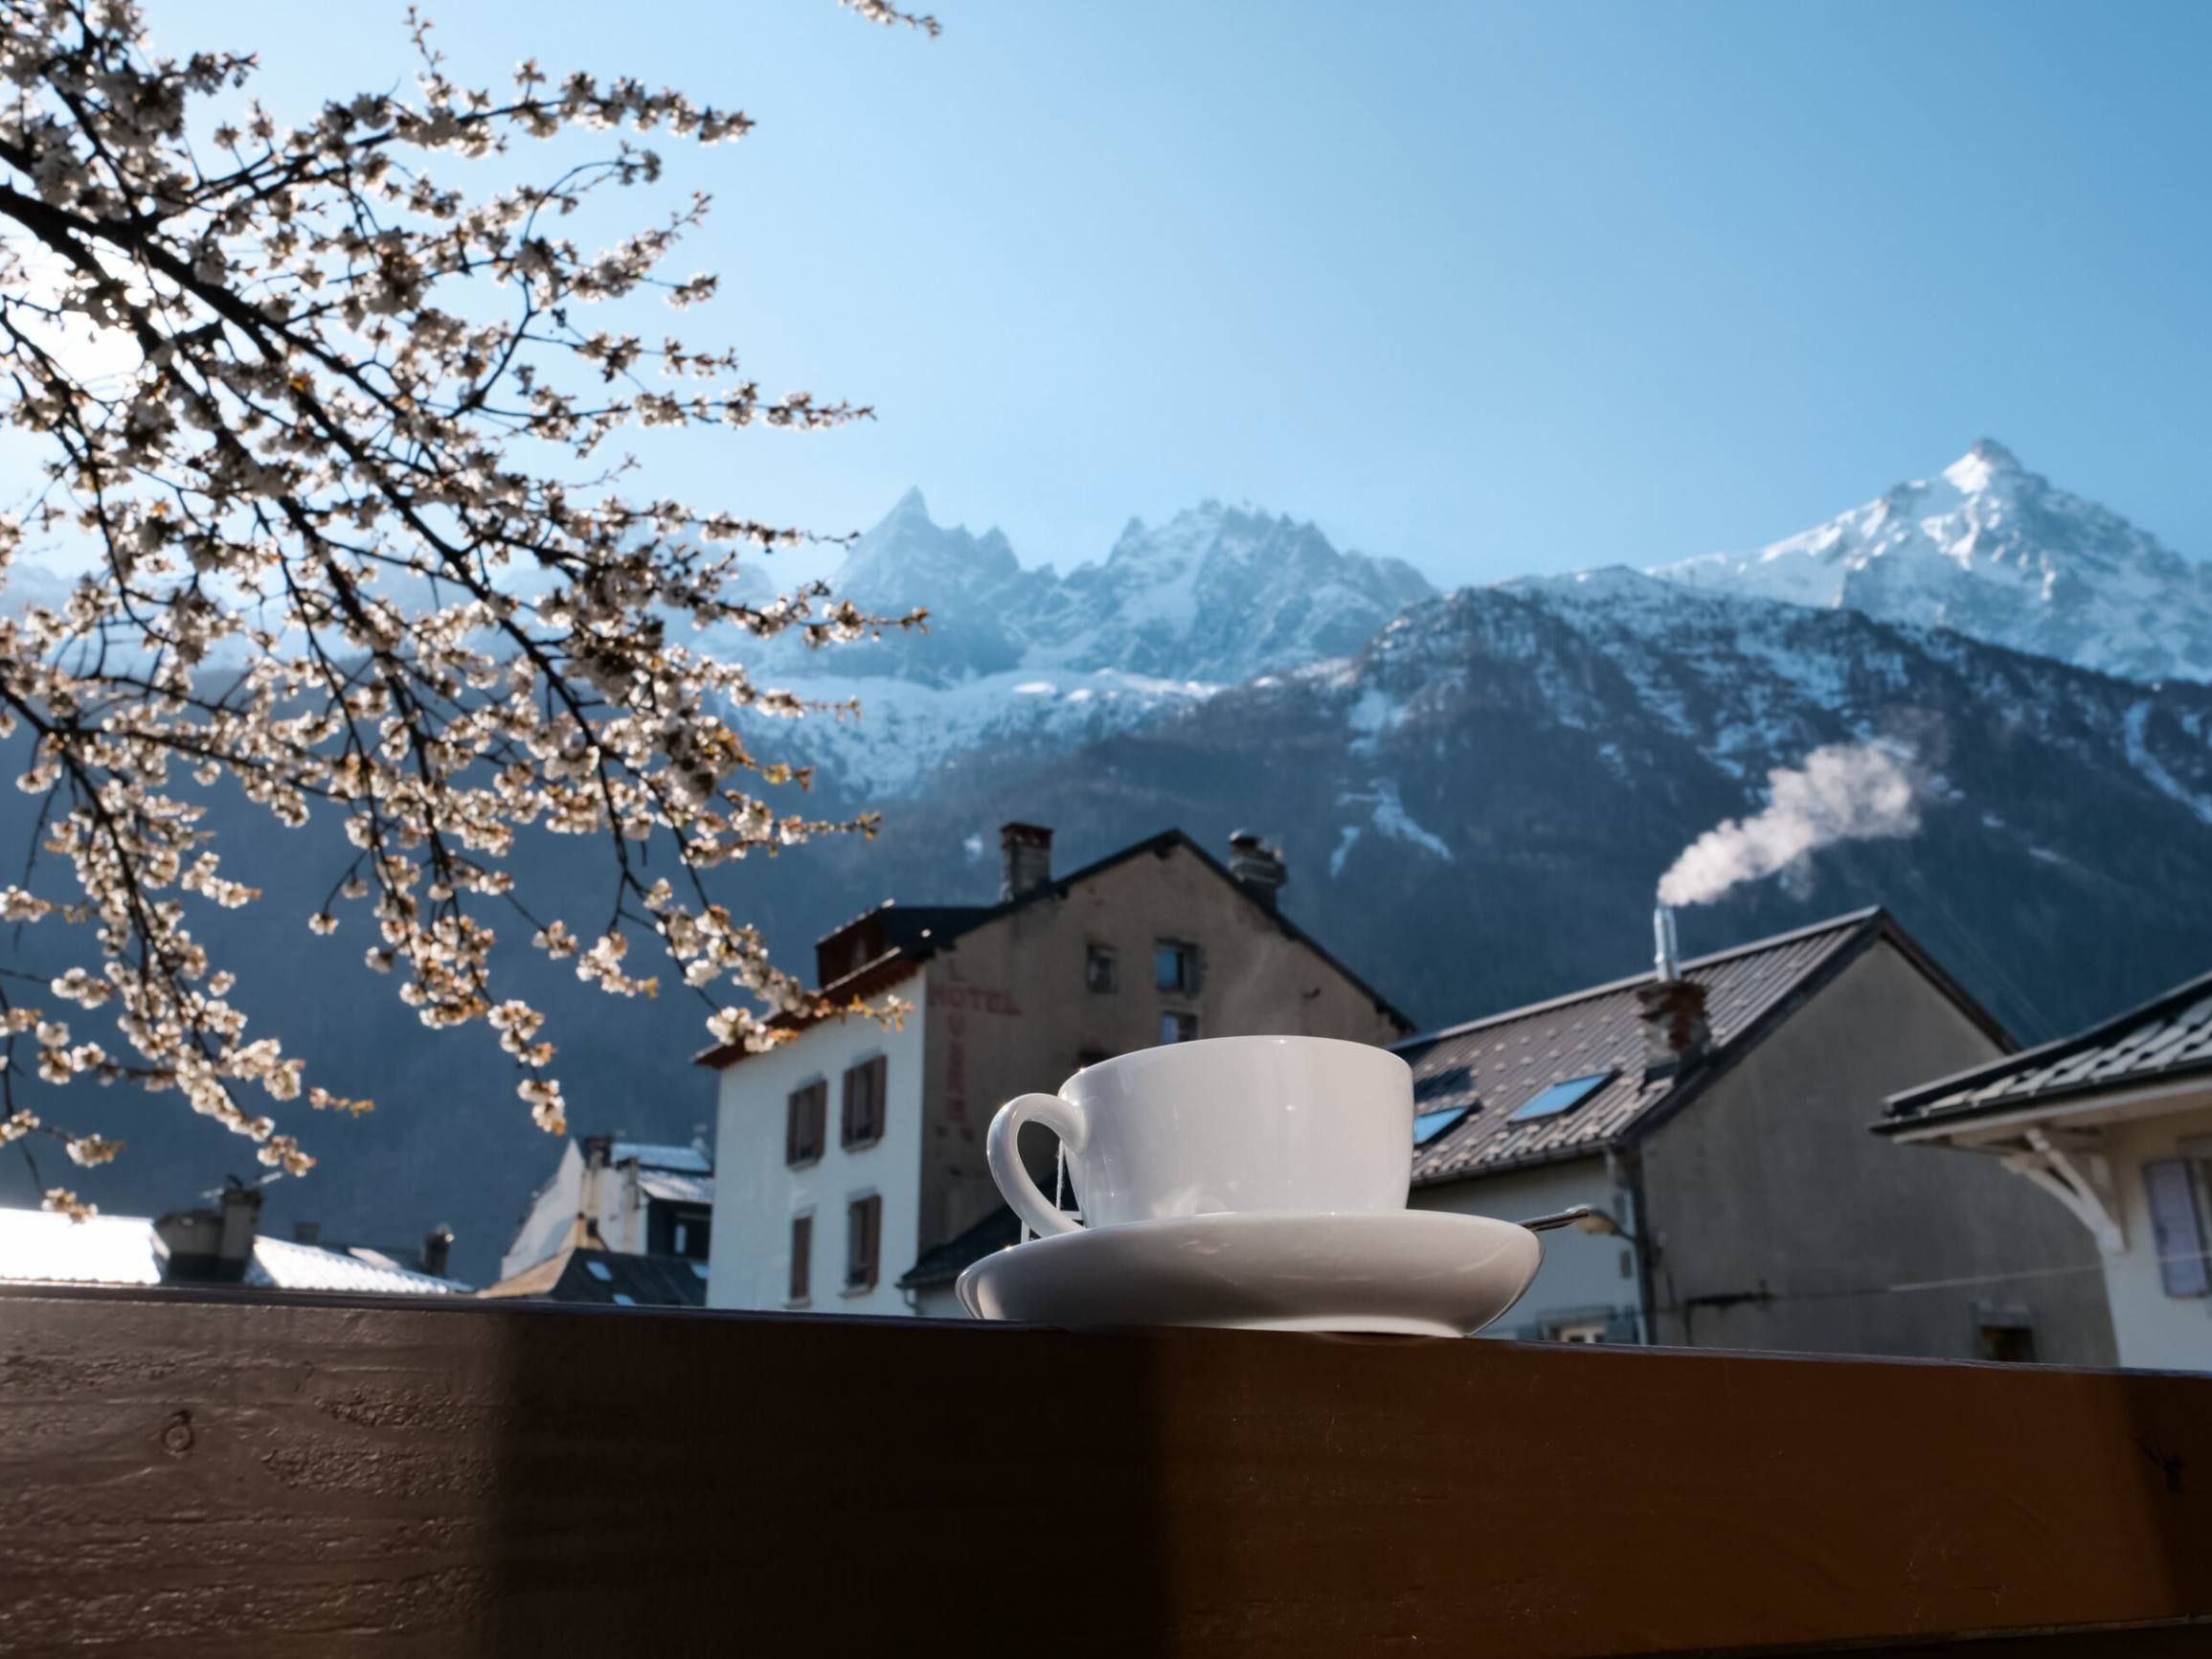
[
  {"xmin": 1881, "ymin": 967, "xmax": 2212, "ymax": 1371},
  {"xmin": 700, "ymin": 823, "xmax": 1411, "ymax": 1317},
  {"xmin": 498, "ymin": 1135, "xmax": 714, "ymax": 1283}
]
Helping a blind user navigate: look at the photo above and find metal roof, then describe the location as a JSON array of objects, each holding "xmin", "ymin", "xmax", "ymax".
[
  {"xmin": 612, "ymin": 1141, "xmax": 711, "ymax": 1173},
  {"xmin": 1401, "ymin": 909, "xmax": 1975, "ymax": 1186},
  {"xmin": 636, "ymin": 1169, "xmax": 715, "ymax": 1207},
  {"xmin": 1883, "ymin": 966, "xmax": 2212, "ymax": 1133},
  {"xmin": 0, "ymin": 1209, "xmax": 467, "ymax": 1295}
]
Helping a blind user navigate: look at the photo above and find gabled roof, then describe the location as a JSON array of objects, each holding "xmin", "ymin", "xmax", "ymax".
[
  {"xmin": 1401, "ymin": 909, "xmax": 2007, "ymax": 1186},
  {"xmin": 696, "ymin": 828, "xmax": 1412, "ymax": 1067},
  {"xmin": 477, "ymin": 1243, "xmax": 710, "ymax": 1307},
  {"xmin": 0, "ymin": 1208, "xmax": 468, "ymax": 1295},
  {"xmin": 1881, "ymin": 966, "xmax": 2212, "ymax": 1134}
]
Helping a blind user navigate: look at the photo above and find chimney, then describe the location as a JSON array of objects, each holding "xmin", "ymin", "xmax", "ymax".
[
  {"xmin": 291, "ymin": 1219, "xmax": 321, "ymax": 1246},
  {"xmin": 1653, "ymin": 905, "xmax": 1682, "ymax": 982},
  {"xmin": 153, "ymin": 1181, "xmax": 262, "ymax": 1284},
  {"xmin": 1228, "ymin": 830, "xmax": 1289, "ymax": 912},
  {"xmin": 421, "ymin": 1225, "xmax": 454, "ymax": 1280},
  {"xmin": 999, "ymin": 822, "xmax": 1053, "ymax": 900},
  {"xmin": 1637, "ymin": 905, "xmax": 1710, "ymax": 1078},
  {"xmin": 580, "ymin": 1134, "xmax": 614, "ymax": 1169}
]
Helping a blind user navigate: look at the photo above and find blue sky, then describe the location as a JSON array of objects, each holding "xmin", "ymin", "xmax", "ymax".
[{"xmin": 148, "ymin": 0, "xmax": 2210, "ymax": 586}]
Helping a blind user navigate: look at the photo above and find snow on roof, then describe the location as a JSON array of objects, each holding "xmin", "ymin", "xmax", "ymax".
[
  {"xmin": 635, "ymin": 1169, "xmax": 714, "ymax": 1207},
  {"xmin": 0, "ymin": 1207, "xmax": 466, "ymax": 1295},
  {"xmin": 248, "ymin": 1236, "xmax": 466, "ymax": 1295},
  {"xmin": 0, "ymin": 1209, "xmax": 162, "ymax": 1285},
  {"xmin": 612, "ymin": 1140, "xmax": 711, "ymax": 1173}
]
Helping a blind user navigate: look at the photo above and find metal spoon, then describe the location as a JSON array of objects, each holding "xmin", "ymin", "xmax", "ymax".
[{"xmin": 1516, "ymin": 1206, "xmax": 1592, "ymax": 1233}]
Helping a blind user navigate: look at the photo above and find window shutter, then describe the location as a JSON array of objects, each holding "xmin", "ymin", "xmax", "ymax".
[
  {"xmin": 863, "ymin": 1193, "xmax": 881, "ymax": 1289},
  {"xmin": 807, "ymin": 1082, "xmax": 825, "ymax": 1161},
  {"xmin": 784, "ymin": 1089, "xmax": 802, "ymax": 1165},
  {"xmin": 2145, "ymin": 1160, "xmax": 2210, "ymax": 1298},
  {"xmin": 840, "ymin": 1066, "xmax": 856, "ymax": 1146},
  {"xmin": 869, "ymin": 1055, "xmax": 888, "ymax": 1140}
]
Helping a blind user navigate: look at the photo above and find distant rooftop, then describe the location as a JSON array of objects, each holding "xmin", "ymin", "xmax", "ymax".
[
  {"xmin": 609, "ymin": 1140, "xmax": 712, "ymax": 1175},
  {"xmin": 0, "ymin": 1208, "xmax": 468, "ymax": 1295},
  {"xmin": 478, "ymin": 1244, "xmax": 709, "ymax": 1308},
  {"xmin": 1400, "ymin": 909, "xmax": 2004, "ymax": 1185},
  {"xmin": 1883, "ymin": 966, "xmax": 2212, "ymax": 1133}
]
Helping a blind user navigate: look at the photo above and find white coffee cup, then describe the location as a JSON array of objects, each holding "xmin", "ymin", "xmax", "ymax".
[{"xmin": 985, "ymin": 1034, "xmax": 1413, "ymax": 1237}]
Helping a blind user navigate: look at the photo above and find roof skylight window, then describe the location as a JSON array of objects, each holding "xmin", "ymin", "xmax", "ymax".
[{"xmin": 1508, "ymin": 1073, "xmax": 1613, "ymax": 1124}]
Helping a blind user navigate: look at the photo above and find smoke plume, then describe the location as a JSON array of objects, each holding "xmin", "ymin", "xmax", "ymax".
[{"xmin": 1658, "ymin": 741, "xmax": 1919, "ymax": 907}]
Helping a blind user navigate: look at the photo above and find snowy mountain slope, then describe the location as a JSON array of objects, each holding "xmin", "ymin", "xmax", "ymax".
[
  {"xmin": 731, "ymin": 492, "xmax": 1433, "ymax": 795},
  {"xmin": 1654, "ymin": 441, "xmax": 2212, "ymax": 683},
  {"xmin": 866, "ymin": 569, "xmax": 2212, "ymax": 1046}
]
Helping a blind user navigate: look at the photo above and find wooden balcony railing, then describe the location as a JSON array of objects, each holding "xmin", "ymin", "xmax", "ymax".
[{"xmin": 2, "ymin": 1284, "xmax": 2209, "ymax": 1656}]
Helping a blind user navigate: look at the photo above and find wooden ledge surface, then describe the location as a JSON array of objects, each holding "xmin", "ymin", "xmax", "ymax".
[{"xmin": 1, "ymin": 1285, "xmax": 2207, "ymax": 1657}]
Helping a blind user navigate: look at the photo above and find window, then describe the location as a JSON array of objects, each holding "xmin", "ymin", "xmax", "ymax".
[
  {"xmin": 1085, "ymin": 943, "xmax": 1117, "ymax": 993},
  {"xmin": 2144, "ymin": 1159, "xmax": 2210, "ymax": 1298},
  {"xmin": 611, "ymin": 1292, "xmax": 637, "ymax": 1307},
  {"xmin": 1509, "ymin": 1073, "xmax": 1613, "ymax": 1124},
  {"xmin": 1414, "ymin": 1065, "xmax": 1474, "ymax": 1103},
  {"xmin": 584, "ymin": 1259, "xmax": 612, "ymax": 1283},
  {"xmin": 1976, "ymin": 1323, "xmax": 2038, "ymax": 1363},
  {"xmin": 841, "ymin": 1055, "xmax": 889, "ymax": 1148},
  {"xmin": 1161, "ymin": 1011, "xmax": 1198, "ymax": 1045},
  {"xmin": 846, "ymin": 1193, "xmax": 882, "ymax": 1293},
  {"xmin": 1547, "ymin": 1320, "xmax": 1609, "ymax": 1344},
  {"xmin": 788, "ymin": 1213, "xmax": 812, "ymax": 1305},
  {"xmin": 785, "ymin": 1079, "xmax": 827, "ymax": 1167},
  {"xmin": 1413, "ymin": 1105, "xmax": 1472, "ymax": 1147},
  {"xmin": 669, "ymin": 1214, "xmax": 711, "ymax": 1261},
  {"xmin": 1154, "ymin": 941, "xmax": 1199, "ymax": 994}
]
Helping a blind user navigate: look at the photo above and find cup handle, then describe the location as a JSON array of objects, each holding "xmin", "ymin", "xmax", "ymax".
[{"xmin": 987, "ymin": 1092, "xmax": 1089, "ymax": 1238}]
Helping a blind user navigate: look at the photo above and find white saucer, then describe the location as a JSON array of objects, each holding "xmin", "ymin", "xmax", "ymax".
[{"xmin": 955, "ymin": 1209, "xmax": 1543, "ymax": 1337}]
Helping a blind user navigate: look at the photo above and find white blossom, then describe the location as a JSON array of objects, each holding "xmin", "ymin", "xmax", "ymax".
[{"xmin": 0, "ymin": 2, "xmax": 921, "ymax": 1184}]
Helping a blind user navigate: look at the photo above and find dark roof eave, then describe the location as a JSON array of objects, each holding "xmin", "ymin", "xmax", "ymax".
[
  {"xmin": 1411, "ymin": 1135, "xmax": 1620, "ymax": 1188},
  {"xmin": 692, "ymin": 951, "xmax": 927, "ymax": 1070},
  {"xmin": 1885, "ymin": 965, "xmax": 2212, "ymax": 1123},
  {"xmin": 1874, "ymin": 1055, "xmax": 2212, "ymax": 1138}
]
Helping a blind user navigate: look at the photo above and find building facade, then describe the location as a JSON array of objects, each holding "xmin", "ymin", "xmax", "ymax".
[
  {"xmin": 1881, "ymin": 968, "xmax": 2212, "ymax": 1371},
  {"xmin": 702, "ymin": 824, "xmax": 1411, "ymax": 1316},
  {"xmin": 498, "ymin": 1136, "xmax": 714, "ymax": 1284},
  {"xmin": 1402, "ymin": 909, "xmax": 2115, "ymax": 1364}
]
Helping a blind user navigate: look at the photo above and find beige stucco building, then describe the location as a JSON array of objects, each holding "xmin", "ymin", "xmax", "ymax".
[
  {"xmin": 701, "ymin": 824, "xmax": 1411, "ymax": 1317},
  {"xmin": 1881, "ymin": 967, "xmax": 2212, "ymax": 1371}
]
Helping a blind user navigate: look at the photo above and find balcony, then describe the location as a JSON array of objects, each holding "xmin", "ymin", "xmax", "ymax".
[{"xmin": 1, "ymin": 1284, "xmax": 2208, "ymax": 1655}]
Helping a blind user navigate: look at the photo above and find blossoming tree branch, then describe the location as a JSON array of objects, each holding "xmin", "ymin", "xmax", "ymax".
[{"xmin": 0, "ymin": 0, "xmax": 931, "ymax": 1215}]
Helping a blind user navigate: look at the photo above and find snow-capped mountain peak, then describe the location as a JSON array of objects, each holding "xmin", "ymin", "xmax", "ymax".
[
  {"xmin": 1939, "ymin": 436, "xmax": 2021, "ymax": 494},
  {"xmin": 735, "ymin": 489, "xmax": 1435, "ymax": 795},
  {"xmin": 1656, "ymin": 442, "xmax": 2212, "ymax": 682}
]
